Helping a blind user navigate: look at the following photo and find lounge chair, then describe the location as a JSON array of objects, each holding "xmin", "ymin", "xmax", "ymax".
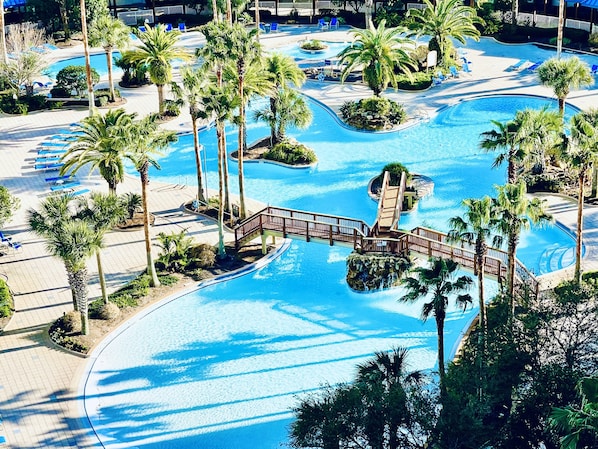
[
  {"xmin": 432, "ymin": 76, "xmax": 443, "ymax": 86},
  {"xmin": 505, "ymin": 59, "xmax": 527, "ymax": 72},
  {"xmin": 259, "ymin": 23, "xmax": 267, "ymax": 32},
  {"xmin": 37, "ymin": 149, "xmax": 66, "ymax": 156},
  {"xmin": 0, "ymin": 231, "xmax": 12, "ymax": 243},
  {"xmin": 330, "ymin": 17, "xmax": 339, "ymax": 29},
  {"xmin": 449, "ymin": 66, "xmax": 460, "ymax": 78},
  {"xmin": 68, "ymin": 189, "xmax": 90, "ymax": 197},
  {"xmin": 35, "ymin": 156, "xmax": 62, "ymax": 164},
  {"xmin": 45, "ymin": 174, "xmax": 73, "ymax": 183},
  {"xmin": 270, "ymin": 22, "xmax": 279, "ymax": 32},
  {"xmin": 526, "ymin": 61, "xmax": 543, "ymax": 72},
  {"xmin": 138, "ymin": 26, "xmax": 147, "ymax": 33},
  {"xmin": 165, "ymin": 23, "xmax": 173, "ymax": 32},
  {"xmin": 50, "ymin": 181, "xmax": 81, "ymax": 192},
  {"xmin": 436, "ymin": 70, "xmax": 447, "ymax": 82},
  {"xmin": 462, "ymin": 60, "xmax": 472, "ymax": 73},
  {"xmin": 34, "ymin": 162, "xmax": 64, "ymax": 171},
  {"xmin": 178, "ymin": 22, "xmax": 186, "ymax": 32},
  {"xmin": 318, "ymin": 18, "xmax": 329, "ymax": 31},
  {"xmin": 592, "ymin": 64, "xmax": 598, "ymax": 75}
]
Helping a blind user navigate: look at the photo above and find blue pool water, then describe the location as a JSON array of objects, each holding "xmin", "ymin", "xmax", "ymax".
[
  {"xmin": 272, "ymin": 41, "xmax": 349, "ymax": 60},
  {"xmin": 82, "ymin": 94, "xmax": 579, "ymax": 448},
  {"xmin": 46, "ymin": 52, "xmax": 122, "ymax": 79}
]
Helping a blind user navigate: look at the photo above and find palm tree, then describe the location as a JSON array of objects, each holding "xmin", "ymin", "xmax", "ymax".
[
  {"xmin": 407, "ymin": 0, "xmax": 482, "ymax": 67},
  {"xmin": 28, "ymin": 197, "xmax": 102, "ymax": 335},
  {"xmin": 0, "ymin": 2, "xmax": 7, "ymax": 65},
  {"xmin": 338, "ymin": 20, "xmax": 415, "ymax": 97},
  {"xmin": 60, "ymin": 109, "xmax": 134, "ymax": 194},
  {"xmin": 171, "ymin": 67, "xmax": 209, "ymax": 204},
  {"xmin": 254, "ymin": 88, "xmax": 313, "ymax": 146},
  {"xmin": 400, "ymin": 257, "xmax": 473, "ymax": 393},
  {"xmin": 562, "ymin": 110, "xmax": 598, "ymax": 285},
  {"xmin": 88, "ymin": 15, "xmax": 131, "ymax": 103},
  {"xmin": 550, "ymin": 376, "xmax": 598, "ymax": 449},
  {"xmin": 130, "ymin": 25, "xmax": 192, "ymax": 115},
  {"xmin": 537, "ymin": 57, "xmax": 594, "ymax": 117},
  {"xmin": 125, "ymin": 114, "xmax": 178, "ymax": 287},
  {"xmin": 479, "ymin": 119, "xmax": 522, "ymax": 184},
  {"xmin": 74, "ymin": 192, "xmax": 127, "ymax": 304},
  {"xmin": 447, "ymin": 196, "xmax": 495, "ymax": 337},
  {"xmin": 80, "ymin": 0, "xmax": 95, "ymax": 116},
  {"xmin": 492, "ymin": 182, "xmax": 552, "ymax": 313}
]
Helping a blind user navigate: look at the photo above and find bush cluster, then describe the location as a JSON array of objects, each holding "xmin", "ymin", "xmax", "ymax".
[
  {"xmin": 94, "ymin": 88, "xmax": 121, "ymax": 107},
  {"xmin": 381, "ymin": 162, "xmax": 411, "ymax": 185},
  {"xmin": 340, "ymin": 97, "xmax": 407, "ymax": 131},
  {"xmin": 396, "ymin": 71, "xmax": 433, "ymax": 90},
  {"xmin": 49, "ymin": 312, "xmax": 89, "ymax": 353},
  {"xmin": 264, "ymin": 140, "xmax": 317, "ymax": 165},
  {"xmin": 0, "ymin": 279, "xmax": 13, "ymax": 318},
  {"xmin": 300, "ymin": 39, "xmax": 327, "ymax": 51},
  {"xmin": 0, "ymin": 93, "xmax": 49, "ymax": 114}
]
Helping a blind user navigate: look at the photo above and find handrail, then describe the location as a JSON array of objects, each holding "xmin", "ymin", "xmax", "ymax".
[{"xmin": 390, "ymin": 172, "xmax": 406, "ymax": 232}]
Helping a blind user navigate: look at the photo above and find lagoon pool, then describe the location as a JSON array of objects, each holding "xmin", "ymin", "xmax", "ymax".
[
  {"xmin": 81, "ymin": 94, "xmax": 578, "ymax": 448},
  {"xmin": 272, "ymin": 41, "xmax": 349, "ymax": 61},
  {"xmin": 46, "ymin": 52, "xmax": 122, "ymax": 79}
]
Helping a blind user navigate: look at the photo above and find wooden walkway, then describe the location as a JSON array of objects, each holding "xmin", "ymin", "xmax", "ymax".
[
  {"xmin": 372, "ymin": 171, "xmax": 406, "ymax": 236},
  {"xmin": 234, "ymin": 205, "xmax": 540, "ymax": 298}
]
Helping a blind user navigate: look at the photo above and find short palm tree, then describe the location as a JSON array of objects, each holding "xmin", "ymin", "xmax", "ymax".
[
  {"xmin": 492, "ymin": 182, "xmax": 552, "ymax": 313},
  {"xmin": 537, "ymin": 57, "xmax": 594, "ymax": 117},
  {"xmin": 407, "ymin": 0, "xmax": 482, "ymax": 66},
  {"xmin": 400, "ymin": 257, "xmax": 473, "ymax": 393},
  {"xmin": 171, "ymin": 67, "xmax": 209, "ymax": 204},
  {"xmin": 60, "ymin": 109, "xmax": 134, "ymax": 194},
  {"xmin": 28, "ymin": 197, "xmax": 102, "ymax": 335},
  {"xmin": 130, "ymin": 25, "xmax": 192, "ymax": 114},
  {"xmin": 124, "ymin": 115, "xmax": 178, "ymax": 287},
  {"xmin": 74, "ymin": 192, "xmax": 127, "ymax": 304},
  {"xmin": 88, "ymin": 15, "xmax": 130, "ymax": 103},
  {"xmin": 338, "ymin": 19, "xmax": 415, "ymax": 97},
  {"xmin": 447, "ymin": 196, "xmax": 495, "ymax": 337},
  {"xmin": 562, "ymin": 110, "xmax": 598, "ymax": 285}
]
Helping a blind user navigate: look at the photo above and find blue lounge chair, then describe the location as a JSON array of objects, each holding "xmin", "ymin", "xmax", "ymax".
[
  {"xmin": 449, "ymin": 66, "xmax": 460, "ymax": 78},
  {"xmin": 178, "ymin": 22, "xmax": 186, "ymax": 32},
  {"xmin": 165, "ymin": 23, "xmax": 173, "ymax": 32},
  {"xmin": 50, "ymin": 181, "xmax": 81, "ymax": 192},
  {"xmin": 45, "ymin": 174, "xmax": 73, "ymax": 183},
  {"xmin": 37, "ymin": 149, "xmax": 66, "ymax": 156},
  {"xmin": 527, "ymin": 61, "xmax": 543, "ymax": 72},
  {"xmin": 270, "ymin": 22, "xmax": 279, "ymax": 32},
  {"xmin": 462, "ymin": 60, "xmax": 472, "ymax": 73},
  {"xmin": 432, "ymin": 76, "xmax": 443, "ymax": 86},
  {"xmin": 35, "ymin": 156, "xmax": 62, "ymax": 163},
  {"xmin": 0, "ymin": 231, "xmax": 12, "ymax": 243},
  {"xmin": 592, "ymin": 64, "xmax": 598, "ymax": 75},
  {"xmin": 505, "ymin": 59, "xmax": 527, "ymax": 72},
  {"xmin": 138, "ymin": 26, "xmax": 147, "ymax": 33},
  {"xmin": 34, "ymin": 162, "xmax": 64, "ymax": 171},
  {"xmin": 259, "ymin": 23, "xmax": 267, "ymax": 32},
  {"xmin": 436, "ymin": 70, "xmax": 447, "ymax": 82},
  {"xmin": 330, "ymin": 17, "xmax": 339, "ymax": 29},
  {"xmin": 318, "ymin": 18, "xmax": 328, "ymax": 31},
  {"xmin": 68, "ymin": 189, "xmax": 90, "ymax": 197}
]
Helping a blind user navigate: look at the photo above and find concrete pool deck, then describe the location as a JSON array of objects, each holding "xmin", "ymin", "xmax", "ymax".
[{"xmin": 1, "ymin": 27, "xmax": 598, "ymax": 448}]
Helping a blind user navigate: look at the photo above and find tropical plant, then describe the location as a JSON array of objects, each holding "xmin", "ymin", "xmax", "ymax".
[
  {"xmin": 400, "ymin": 257, "xmax": 473, "ymax": 393},
  {"xmin": 55, "ymin": 65, "xmax": 100, "ymax": 98},
  {"xmin": 155, "ymin": 230, "xmax": 194, "ymax": 272},
  {"xmin": 60, "ymin": 108, "xmax": 134, "ymax": 194},
  {"xmin": 561, "ymin": 110, "xmax": 598, "ymax": 285},
  {"xmin": 171, "ymin": 67, "xmax": 209, "ymax": 204},
  {"xmin": 537, "ymin": 57, "xmax": 594, "ymax": 117},
  {"xmin": 74, "ymin": 192, "xmax": 127, "ymax": 304},
  {"xmin": 124, "ymin": 114, "xmax": 178, "ymax": 287},
  {"xmin": 120, "ymin": 192, "xmax": 142, "ymax": 220},
  {"xmin": 114, "ymin": 50, "xmax": 149, "ymax": 86},
  {"xmin": 492, "ymin": 182, "xmax": 552, "ymax": 312},
  {"xmin": 550, "ymin": 376, "xmax": 598, "ymax": 449},
  {"xmin": 0, "ymin": 185, "xmax": 20, "ymax": 229},
  {"xmin": 88, "ymin": 15, "xmax": 130, "ymax": 102},
  {"xmin": 254, "ymin": 88, "xmax": 312, "ymax": 146},
  {"xmin": 448, "ymin": 196, "xmax": 495, "ymax": 338},
  {"xmin": 0, "ymin": 50, "xmax": 48, "ymax": 96},
  {"xmin": 129, "ymin": 25, "xmax": 192, "ymax": 114},
  {"xmin": 406, "ymin": 0, "xmax": 482, "ymax": 66},
  {"xmin": 28, "ymin": 196, "xmax": 102, "ymax": 335},
  {"xmin": 338, "ymin": 19, "xmax": 415, "ymax": 97}
]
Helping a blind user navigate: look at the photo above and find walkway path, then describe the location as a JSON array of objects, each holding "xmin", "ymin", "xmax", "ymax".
[{"xmin": 0, "ymin": 27, "xmax": 597, "ymax": 448}]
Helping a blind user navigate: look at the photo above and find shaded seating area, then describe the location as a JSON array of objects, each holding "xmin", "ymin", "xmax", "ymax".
[{"xmin": 506, "ymin": 59, "xmax": 528, "ymax": 72}]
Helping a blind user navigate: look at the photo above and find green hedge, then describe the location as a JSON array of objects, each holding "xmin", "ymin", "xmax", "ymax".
[
  {"xmin": 264, "ymin": 140, "xmax": 317, "ymax": 165},
  {"xmin": 0, "ymin": 279, "xmax": 12, "ymax": 318}
]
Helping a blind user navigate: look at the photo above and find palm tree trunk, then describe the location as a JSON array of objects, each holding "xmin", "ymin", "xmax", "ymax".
[
  {"xmin": 507, "ymin": 232, "xmax": 518, "ymax": 315},
  {"xmin": 0, "ymin": 2, "xmax": 7, "ymax": 65},
  {"xmin": 238, "ymin": 79, "xmax": 247, "ymax": 220},
  {"xmin": 575, "ymin": 172, "xmax": 585, "ymax": 285},
  {"xmin": 222, "ymin": 125, "xmax": 232, "ymax": 222},
  {"xmin": 508, "ymin": 159, "xmax": 517, "ymax": 184},
  {"xmin": 107, "ymin": 47, "xmax": 115, "ymax": 102},
  {"xmin": 140, "ymin": 164, "xmax": 160, "ymax": 287},
  {"xmin": 73, "ymin": 267, "xmax": 90, "ymax": 335},
  {"xmin": 59, "ymin": 0, "xmax": 71, "ymax": 39},
  {"xmin": 476, "ymin": 250, "xmax": 487, "ymax": 335},
  {"xmin": 157, "ymin": 84, "xmax": 165, "ymax": 115},
  {"xmin": 80, "ymin": 0, "xmax": 95, "ymax": 117},
  {"xmin": 216, "ymin": 124, "xmax": 226, "ymax": 258},
  {"xmin": 65, "ymin": 269, "xmax": 78, "ymax": 311},
  {"xmin": 96, "ymin": 250, "xmax": 109, "ymax": 304},
  {"xmin": 212, "ymin": 0, "xmax": 219, "ymax": 22},
  {"xmin": 558, "ymin": 97, "xmax": 565, "ymax": 118},
  {"xmin": 436, "ymin": 316, "xmax": 446, "ymax": 396},
  {"xmin": 255, "ymin": 0, "xmax": 260, "ymax": 32},
  {"xmin": 192, "ymin": 118, "xmax": 206, "ymax": 203},
  {"xmin": 591, "ymin": 164, "xmax": 598, "ymax": 198}
]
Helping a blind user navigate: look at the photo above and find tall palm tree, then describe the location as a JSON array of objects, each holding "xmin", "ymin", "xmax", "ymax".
[
  {"xmin": 562, "ymin": 110, "xmax": 598, "ymax": 285},
  {"xmin": 254, "ymin": 88, "xmax": 313, "ymax": 146},
  {"xmin": 88, "ymin": 15, "xmax": 131, "ymax": 103},
  {"xmin": 492, "ymin": 182, "xmax": 552, "ymax": 313},
  {"xmin": 407, "ymin": 0, "xmax": 482, "ymax": 66},
  {"xmin": 338, "ymin": 19, "xmax": 415, "ymax": 97},
  {"xmin": 60, "ymin": 109, "xmax": 134, "ymax": 194},
  {"xmin": 28, "ymin": 197, "xmax": 102, "ymax": 335},
  {"xmin": 0, "ymin": 2, "xmax": 7, "ymax": 65},
  {"xmin": 80, "ymin": 0, "xmax": 95, "ymax": 116},
  {"xmin": 400, "ymin": 257, "xmax": 473, "ymax": 393},
  {"xmin": 125, "ymin": 114, "xmax": 178, "ymax": 287},
  {"xmin": 537, "ymin": 57, "xmax": 594, "ymax": 117},
  {"xmin": 479, "ymin": 119, "xmax": 522, "ymax": 184},
  {"xmin": 130, "ymin": 25, "xmax": 192, "ymax": 114},
  {"xmin": 75, "ymin": 192, "xmax": 127, "ymax": 304},
  {"xmin": 171, "ymin": 67, "xmax": 209, "ymax": 204},
  {"xmin": 447, "ymin": 196, "xmax": 495, "ymax": 337}
]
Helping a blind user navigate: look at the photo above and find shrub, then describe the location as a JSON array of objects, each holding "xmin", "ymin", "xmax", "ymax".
[
  {"xmin": 49, "ymin": 312, "xmax": 88, "ymax": 353},
  {"xmin": 396, "ymin": 71, "xmax": 433, "ymax": 91},
  {"xmin": 264, "ymin": 139, "xmax": 317, "ymax": 165},
  {"xmin": 162, "ymin": 99, "xmax": 182, "ymax": 117},
  {"xmin": 300, "ymin": 39, "xmax": 327, "ymax": 51},
  {"xmin": 340, "ymin": 97, "xmax": 407, "ymax": 131},
  {"xmin": 0, "ymin": 279, "xmax": 13, "ymax": 318},
  {"xmin": 61, "ymin": 310, "xmax": 82, "ymax": 333},
  {"xmin": 107, "ymin": 273, "xmax": 151, "ymax": 308},
  {"xmin": 188, "ymin": 268, "xmax": 212, "ymax": 281},
  {"xmin": 381, "ymin": 162, "xmax": 412, "ymax": 185},
  {"xmin": 55, "ymin": 65, "xmax": 100, "ymax": 98},
  {"xmin": 549, "ymin": 37, "xmax": 571, "ymax": 47},
  {"xmin": 589, "ymin": 32, "xmax": 598, "ymax": 48},
  {"xmin": 49, "ymin": 86, "xmax": 71, "ymax": 98},
  {"xmin": 188, "ymin": 243, "xmax": 217, "ymax": 269},
  {"xmin": 97, "ymin": 301, "xmax": 121, "ymax": 320}
]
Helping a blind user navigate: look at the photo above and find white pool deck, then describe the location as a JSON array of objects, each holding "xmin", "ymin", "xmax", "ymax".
[{"xmin": 1, "ymin": 26, "xmax": 598, "ymax": 448}]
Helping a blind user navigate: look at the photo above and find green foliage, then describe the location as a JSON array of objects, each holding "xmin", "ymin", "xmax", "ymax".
[
  {"xmin": 156, "ymin": 230, "xmax": 194, "ymax": 272},
  {"xmin": 549, "ymin": 37, "xmax": 571, "ymax": 47},
  {"xmin": 107, "ymin": 274, "xmax": 151, "ymax": 308},
  {"xmin": 299, "ymin": 39, "xmax": 326, "ymax": 51},
  {"xmin": 396, "ymin": 71, "xmax": 433, "ymax": 90},
  {"xmin": 49, "ymin": 313, "xmax": 89, "ymax": 353},
  {"xmin": 0, "ymin": 185, "xmax": 21, "ymax": 229},
  {"xmin": 162, "ymin": 99, "xmax": 183, "ymax": 117},
  {"xmin": 0, "ymin": 279, "xmax": 13, "ymax": 319},
  {"xmin": 589, "ymin": 33, "xmax": 598, "ymax": 48},
  {"xmin": 55, "ymin": 65, "xmax": 100, "ymax": 98},
  {"xmin": 340, "ymin": 97, "xmax": 407, "ymax": 131},
  {"xmin": 120, "ymin": 192, "xmax": 142, "ymax": 220},
  {"xmin": 381, "ymin": 162, "xmax": 411, "ymax": 185},
  {"xmin": 263, "ymin": 140, "xmax": 317, "ymax": 165},
  {"xmin": 114, "ymin": 51, "xmax": 150, "ymax": 87},
  {"xmin": 0, "ymin": 95, "xmax": 28, "ymax": 114},
  {"xmin": 94, "ymin": 88, "xmax": 121, "ymax": 107},
  {"xmin": 346, "ymin": 252, "xmax": 411, "ymax": 291}
]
